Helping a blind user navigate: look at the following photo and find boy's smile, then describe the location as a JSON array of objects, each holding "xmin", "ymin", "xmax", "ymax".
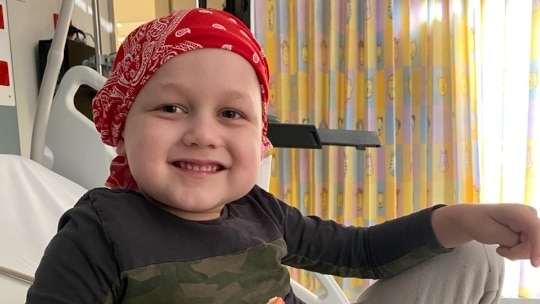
[
  {"xmin": 115, "ymin": 48, "xmax": 264, "ymax": 221},
  {"xmin": 172, "ymin": 159, "xmax": 223, "ymax": 173}
]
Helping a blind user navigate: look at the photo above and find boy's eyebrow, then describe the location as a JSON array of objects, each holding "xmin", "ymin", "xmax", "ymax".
[
  {"xmin": 158, "ymin": 81, "xmax": 256, "ymax": 103},
  {"xmin": 220, "ymin": 90, "xmax": 256, "ymax": 103},
  {"xmin": 158, "ymin": 81, "xmax": 188, "ymax": 93}
]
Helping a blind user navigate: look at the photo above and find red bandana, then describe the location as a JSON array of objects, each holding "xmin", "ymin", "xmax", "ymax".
[{"xmin": 92, "ymin": 8, "xmax": 271, "ymax": 189}]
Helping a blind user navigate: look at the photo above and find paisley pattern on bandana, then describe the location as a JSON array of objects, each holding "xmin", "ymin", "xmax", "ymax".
[{"xmin": 92, "ymin": 8, "xmax": 271, "ymax": 189}]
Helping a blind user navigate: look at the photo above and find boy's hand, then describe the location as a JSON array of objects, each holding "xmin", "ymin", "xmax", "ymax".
[
  {"xmin": 432, "ymin": 203, "xmax": 540, "ymax": 267},
  {"xmin": 486, "ymin": 204, "xmax": 540, "ymax": 266}
]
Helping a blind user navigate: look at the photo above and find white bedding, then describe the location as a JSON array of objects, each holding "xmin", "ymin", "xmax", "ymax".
[{"xmin": 0, "ymin": 154, "xmax": 86, "ymax": 303}]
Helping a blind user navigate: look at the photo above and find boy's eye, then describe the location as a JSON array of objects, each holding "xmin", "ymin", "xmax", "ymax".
[
  {"xmin": 221, "ymin": 109, "xmax": 242, "ymax": 119},
  {"xmin": 160, "ymin": 105, "xmax": 183, "ymax": 113}
]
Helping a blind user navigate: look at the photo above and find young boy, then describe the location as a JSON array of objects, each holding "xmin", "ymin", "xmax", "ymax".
[{"xmin": 26, "ymin": 8, "xmax": 540, "ymax": 304}]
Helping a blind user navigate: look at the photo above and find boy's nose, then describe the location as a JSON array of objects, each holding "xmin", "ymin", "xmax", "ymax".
[{"xmin": 181, "ymin": 115, "xmax": 222, "ymax": 148}]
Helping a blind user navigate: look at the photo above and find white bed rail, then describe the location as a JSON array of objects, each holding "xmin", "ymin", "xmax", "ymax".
[
  {"xmin": 30, "ymin": 0, "xmax": 75, "ymax": 164},
  {"xmin": 290, "ymin": 274, "xmax": 350, "ymax": 304},
  {"xmin": 43, "ymin": 65, "xmax": 114, "ymax": 189}
]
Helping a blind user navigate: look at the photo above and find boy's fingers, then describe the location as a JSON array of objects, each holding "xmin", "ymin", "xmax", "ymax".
[
  {"xmin": 503, "ymin": 204, "xmax": 540, "ymax": 266},
  {"xmin": 521, "ymin": 206, "xmax": 540, "ymax": 266},
  {"xmin": 496, "ymin": 243, "xmax": 531, "ymax": 261},
  {"xmin": 533, "ymin": 256, "xmax": 540, "ymax": 268},
  {"xmin": 527, "ymin": 224, "xmax": 540, "ymax": 266}
]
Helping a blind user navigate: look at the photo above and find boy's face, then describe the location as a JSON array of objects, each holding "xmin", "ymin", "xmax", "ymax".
[{"xmin": 116, "ymin": 49, "xmax": 263, "ymax": 220}]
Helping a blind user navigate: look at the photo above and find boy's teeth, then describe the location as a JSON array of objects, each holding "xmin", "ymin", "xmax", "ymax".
[{"xmin": 178, "ymin": 162, "xmax": 218, "ymax": 172}]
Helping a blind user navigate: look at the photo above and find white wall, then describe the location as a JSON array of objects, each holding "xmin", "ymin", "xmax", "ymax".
[{"xmin": 7, "ymin": 0, "xmax": 112, "ymax": 157}]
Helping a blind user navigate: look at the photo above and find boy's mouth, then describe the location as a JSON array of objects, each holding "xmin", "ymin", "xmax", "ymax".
[{"xmin": 173, "ymin": 161, "xmax": 224, "ymax": 172}]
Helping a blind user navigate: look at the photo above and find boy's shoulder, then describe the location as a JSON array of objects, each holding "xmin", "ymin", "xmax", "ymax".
[
  {"xmin": 79, "ymin": 187, "xmax": 147, "ymax": 204},
  {"xmin": 240, "ymin": 185, "xmax": 285, "ymax": 211},
  {"xmin": 246, "ymin": 185, "xmax": 276, "ymax": 201},
  {"xmin": 72, "ymin": 187, "xmax": 152, "ymax": 219},
  {"xmin": 84, "ymin": 187, "xmax": 141, "ymax": 200}
]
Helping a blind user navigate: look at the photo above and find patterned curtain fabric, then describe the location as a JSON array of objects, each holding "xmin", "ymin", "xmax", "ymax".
[
  {"xmin": 476, "ymin": 0, "xmax": 540, "ymax": 298},
  {"xmin": 253, "ymin": 0, "xmax": 539, "ymax": 299}
]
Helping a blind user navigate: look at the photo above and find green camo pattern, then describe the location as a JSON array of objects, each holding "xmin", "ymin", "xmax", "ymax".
[{"xmin": 105, "ymin": 238, "xmax": 291, "ymax": 304}]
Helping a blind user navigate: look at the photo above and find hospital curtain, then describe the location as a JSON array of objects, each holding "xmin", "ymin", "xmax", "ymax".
[
  {"xmin": 253, "ymin": 0, "xmax": 476, "ymax": 299},
  {"xmin": 476, "ymin": 0, "xmax": 540, "ymax": 298}
]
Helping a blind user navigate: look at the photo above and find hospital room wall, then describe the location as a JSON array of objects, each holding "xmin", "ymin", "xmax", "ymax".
[{"xmin": 2, "ymin": 0, "xmax": 112, "ymax": 157}]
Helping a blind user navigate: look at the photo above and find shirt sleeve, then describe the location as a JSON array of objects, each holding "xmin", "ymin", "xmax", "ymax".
[
  {"xmin": 275, "ymin": 197, "xmax": 451, "ymax": 279},
  {"xmin": 26, "ymin": 193, "xmax": 120, "ymax": 304}
]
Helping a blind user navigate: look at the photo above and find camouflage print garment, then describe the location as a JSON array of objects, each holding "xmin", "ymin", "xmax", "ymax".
[
  {"xmin": 27, "ymin": 187, "xmax": 448, "ymax": 304},
  {"xmin": 106, "ymin": 239, "xmax": 291, "ymax": 304}
]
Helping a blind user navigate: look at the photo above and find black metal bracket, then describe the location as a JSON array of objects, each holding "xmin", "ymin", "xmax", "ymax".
[{"xmin": 267, "ymin": 123, "xmax": 381, "ymax": 150}]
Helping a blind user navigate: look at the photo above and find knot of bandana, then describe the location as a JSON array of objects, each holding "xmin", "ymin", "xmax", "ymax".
[{"xmin": 92, "ymin": 8, "xmax": 271, "ymax": 189}]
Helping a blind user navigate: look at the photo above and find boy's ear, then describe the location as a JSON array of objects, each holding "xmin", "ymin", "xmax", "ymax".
[{"xmin": 116, "ymin": 137, "xmax": 126, "ymax": 156}]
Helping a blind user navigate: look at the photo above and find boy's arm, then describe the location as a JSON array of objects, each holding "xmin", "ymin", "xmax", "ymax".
[
  {"xmin": 26, "ymin": 198, "xmax": 119, "ymax": 304},
  {"xmin": 276, "ymin": 198, "xmax": 450, "ymax": 279},
  {"xmin": 431, "ymin": 203, "xmax": 540, "ymax": 267}
]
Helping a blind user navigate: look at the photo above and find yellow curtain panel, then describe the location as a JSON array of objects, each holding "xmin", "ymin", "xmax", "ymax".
[{"xmin": 254, "ymin": 0, "xmax": 539, "ymax": 299}]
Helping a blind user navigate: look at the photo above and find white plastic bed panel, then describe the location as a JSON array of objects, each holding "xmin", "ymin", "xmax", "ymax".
[
  {"xmin": 44, "ymin": 65, "xmax": 115, "ymax": 190},
  {"xmin": 0, "ymin": 154, "xmax": 86, "ymax": 303}
]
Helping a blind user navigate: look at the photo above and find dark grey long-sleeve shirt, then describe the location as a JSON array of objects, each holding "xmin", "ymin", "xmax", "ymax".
[{"xmin": 26, "ymin": 186, "xmax": 449, "ymax": 304}]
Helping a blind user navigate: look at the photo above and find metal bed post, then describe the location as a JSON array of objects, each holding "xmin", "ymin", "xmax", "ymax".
[
  {"xmin": 30, "ymin": 0, "xmax": 74, "ymax": 164},
  {"xmin": 91, "ymin": 0, "xmax": 103, "ymax": 75}
]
